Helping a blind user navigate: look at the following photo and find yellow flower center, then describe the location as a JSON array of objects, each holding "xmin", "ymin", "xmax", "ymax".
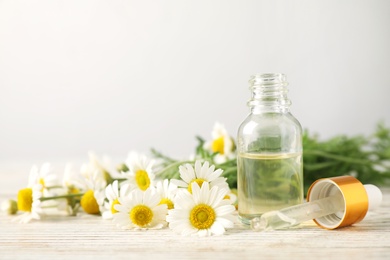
[
  {"xmin": 187, "ymin": 179, "xmax": 206, "ymax": 193},
  {"xmin": 212, "ymin": 137, "xmax": 225, "ymax": 154},
  {"xmin": 111, "ymin": 199, "xmax": 120, "ymax": 214},
  {"xmin": 80, "ymin": 189, "xmax": 100, "ymax": 214},
  {"xmin": 68, "ymin": 186, "xmax": 80, "ymax": 195},
  {"xmin": 39, "ymin": 178, "xmax": 45, "ymax": 187},
  {"xmin": 223, "ymin": 194, "xmax": 231, "ymax": 200},
  {"xmin": 159, "ymin": 198, "xmax": 174, "ymax": 210},
  {"xmin": 135, "ymin": 170, "xmax": 150, "ymax": 191},
  {"xmin": 130, "ymin": 205, "xmax": 153, "ymax": 227},
  {"xmin": 189, "ymin": 204, "xmax": 216, "ymax": 229},
  {"xmin": 17, "ymin": 188, "xmax": 33, "ymax": 212}
]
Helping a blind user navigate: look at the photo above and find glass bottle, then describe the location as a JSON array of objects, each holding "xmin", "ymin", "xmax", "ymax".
[{"xmin": 237, "ymin": 73, "xmax": 304, "ymax": 225}]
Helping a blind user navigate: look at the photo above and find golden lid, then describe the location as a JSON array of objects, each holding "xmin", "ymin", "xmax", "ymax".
[{"xmin": 307, "ymin": 176, "xmax": 369, "ymax": 229}]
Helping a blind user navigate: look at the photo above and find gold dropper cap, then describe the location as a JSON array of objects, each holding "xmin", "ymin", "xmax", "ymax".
[{"xmin": 307, "ymin": 176, "xmax": 369, "ymax": 229}]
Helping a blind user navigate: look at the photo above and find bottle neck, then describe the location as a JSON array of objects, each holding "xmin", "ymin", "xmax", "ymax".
[{"xmin": 247, "ymin": 73, "xmax": 291, "ymax": 114}]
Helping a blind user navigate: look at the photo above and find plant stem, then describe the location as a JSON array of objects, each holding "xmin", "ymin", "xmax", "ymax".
[
  {"xmin": 155, "ymin": 160, "xmax": 194, "ymax": 178},
  {"xmin": 304, "ymin": 150, "xmax": 372, "ymax": 165},
  {"xmin": 40, "ymin": 193, "xmax": 84, "ymax": 202}
]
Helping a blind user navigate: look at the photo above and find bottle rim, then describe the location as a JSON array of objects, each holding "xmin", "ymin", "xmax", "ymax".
[{"xmin": 249, "ymin": 73, "xmax": 288, "ymax": 88}]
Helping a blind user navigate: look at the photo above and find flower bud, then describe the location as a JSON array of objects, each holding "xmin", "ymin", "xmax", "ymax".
[{"xmin": 1, "ymin": 199, "xmax": 18, "ymax": 215}]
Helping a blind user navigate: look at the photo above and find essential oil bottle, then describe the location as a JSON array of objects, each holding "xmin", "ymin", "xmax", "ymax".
[{"xmin": 237, "ymin": 73, "xmax": 304, "ymax": 225}]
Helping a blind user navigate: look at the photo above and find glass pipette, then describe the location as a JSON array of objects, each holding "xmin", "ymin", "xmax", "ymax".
[{"xmin": 251, "ymin": 181, "xmax": 382, "ymax": 231}]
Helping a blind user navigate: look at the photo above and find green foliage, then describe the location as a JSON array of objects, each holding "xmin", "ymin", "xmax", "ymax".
[
  {"xmin": 302, "ymin": 123, "xmax": 390, "ymax": 191},
  {"xmin": 153, "ymin": 122, "xmax": 390, "ymax": 194}
]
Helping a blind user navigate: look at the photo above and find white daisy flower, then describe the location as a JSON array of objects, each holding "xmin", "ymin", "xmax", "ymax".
[
  {"xmin": 63, "ymin": 163, "xmax": 86, "ymax": 194},
  {"xmin": 166, "ymin": 182, "xmax": 236, "ymax": 237},
  {"xmin": 203, "ymin": 122, "xmax": 236, "ymax": 164},
  {"xmin": 113, "ymin": 188, "xmax": 168, "ymax": 230},
  {"xmin": 224, "ymin": 188, "xmax": 237, "ymax": 206},
  {"xmin": 121, "ymin": 152, "xmax": 155, "ymax": 191},
  {"xmin": 13, "ymin": 184, "xmax": 43, "ymax": 223},
  {"xmin": 58, "ymin": 163, "xmax": 92, "ymax": 215},
  {"xmin": 155, "ymin": 179, "xmax": 178, "ymax": 210},
  {"xmin": 171, "ymin": 160, "xmax": 228, "ymax": 193},
  {"xmin": 79, "ymin": 170, "xmax": 106, "ymax": 215},
  {"xmin": 100, "ymin": 180, "xmax": 130, "ymax": 219},
  {"xmin": 80, "ymin": 151, "xmax": 115, "ymax": 188},
  {"xmin": 13, "ymin": 163, "xmax": 62, "ymax": 223},
  {"xmin": 28, "ymin": 162, "xmax": 59, "ymax": 192}
]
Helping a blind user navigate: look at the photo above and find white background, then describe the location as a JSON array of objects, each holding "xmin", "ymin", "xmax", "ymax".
[{"xmin": 1, "ymin": 0, "xmax": 389, "ymax": 166}]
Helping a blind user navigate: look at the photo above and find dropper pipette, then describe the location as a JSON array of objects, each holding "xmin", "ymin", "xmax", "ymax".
[
  {"xmin": 250, "ymin": 177, "xmax": 383, "ymax": 231},
  {"xmin": 251, "ymin": 193, "xmax": 344, "ymax": 231}
]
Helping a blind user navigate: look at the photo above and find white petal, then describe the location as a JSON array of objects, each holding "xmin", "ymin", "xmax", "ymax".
[
  {"xmin": 170, "ymin": 179, "xmax": 189, "ymax": 188},
  {"xmin": 119, "ymin": 183, "xmax": 131, "ymax": 197},
  {"xmin": 210, "ymin": 178, "xmax": 229, "ymax": 190},
  {"xmin": 202, "ymin": 161, "xmax": 213, "ymax": 179},
  {"xmin": 199, "ymin": 182, "xmax": 210, "ymax": 204},
  {"xmin": 210, "ymin": 221, "xmax": 226, "ymax": 235},
  {"xmin": 179, "ymin": 164, "xmax": 195, "ymax": 183},
  {"xmin": 40, "ymin": 162, "xmax": 51, "ymax": 177},
  {"xmin": 215, "ymin": 216, "xmax": 235, "ymax": 228},
  {"xmin": 210, "ymin": 187, "xmax": 228, "ymax": 208},
  {"xmin": 215, "ymin": 204, "xmax": 235, "ymax": 217},
  {"xmin": 102, "ymin": 211, "xmax": 113, "ymax": 219},
  {"xmin": 105, "ymin": 184, "xmax": 116, "ymax": 201},
  {"xmin": 181, "ymin": 226, "xmax": 198, "ymax": 236},
  {"xmin": 174, "ymin": 191, "xmax": 195, "ymax": 209},
  {"xmin": 153, "ymin": 204, "xmax": 168, "ymax": 217},
  {"xmin": 131, "ymin": 189, "xmax": 143, "ymax": 204},
  {"xmin": 112, "ymin": 181, "xmax": 119, "ymax": 197},
  {"xmin": 114, "ymin": 203, "xmax": 127, "ymax": 213},
  {"xmin": 207, "ymin": 185, "xmax": 219, "ymax": 206},
  {"xmin": 194, "ymin": 161, "xmax": 202, "ymax": 177},
  {"xmin": 206, "ymin": 169, "xmax": 223, "ymax": 181},
  {"xmin": 147, "ymin": 191, "xmax": 161, "ymax": 207},
  {"xmin": 197, "ymin": 229, "xmax": 209, "ymax": 237}
]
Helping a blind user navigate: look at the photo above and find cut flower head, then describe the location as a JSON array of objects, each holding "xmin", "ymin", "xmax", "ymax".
[
  {"xmin": 79, "ymin": 170, "xmax": 106, "ymax": 215},
  {"xmin": 14, "ymin": 184, "xmax": 43, "ymax": 223},
  {"xmin": 155, "ymin": 179, "xmax": 178, "ymax": 210},
  {"xmin": 80, "ymin": 152, "xmax": 114, "ymax": 187},
  {"xmin": 122, "ymin": 152, "xmax": 156, "ymax": 191},
  {"xmin": 28, "ymin": 163, "xmax": 58, "ymax": 192},
  {"xmin": 100, "ymin": 180, "xmax": 130, "ymax": 219},
  {"xmin": 113, "ymin": 188, "xmax": 168, "ymax": 230},
  {"xmin": 203, "ymin": 122, "xmax": 236, "ymax": 164},
  {"xmin": 166, "ymin": 182, "xmax": 236, "ymax": 237},
  {"xmin": 171, "ymin": 160, "xmax": 228, "ymax": 194}
]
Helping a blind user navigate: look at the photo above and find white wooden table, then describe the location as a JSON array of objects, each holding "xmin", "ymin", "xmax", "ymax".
[{"xmin": 1, "ymin": 164, "xmax": 390, "ymax": 259}]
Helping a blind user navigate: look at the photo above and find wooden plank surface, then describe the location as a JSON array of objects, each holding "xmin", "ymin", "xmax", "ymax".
[{"xmin": 1, "ymin": 166, "xmax": 390, "ymax": 260}]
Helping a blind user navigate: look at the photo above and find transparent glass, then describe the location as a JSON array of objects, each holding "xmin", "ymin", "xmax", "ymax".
[{"xmin": 237, "ymin": 73, "xmax": 304, "ymax": 225}]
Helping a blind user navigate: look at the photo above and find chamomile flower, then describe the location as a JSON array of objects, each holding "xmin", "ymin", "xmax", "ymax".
[
  {"xmin": 224, "ymin": 188, "xmax": 237, "ymax": 208},
  {"xmin": 63, "ymin": 163, "xmax": 86, "ymax": 195},
  {"xmin": 113, "ymin": 188, "xmax": 168, "ymax": 230},
  {"xmin": 171, "ymin": 160, "xmax": 228, "ymax": 193},
  {"xmin": 121, "ymin": 152, "xmax": 155, "ymax": 191},
  {"xmin": 100, "ymin": 180, "xmax": 130, "ymax": 219},
  {"xmin": 13, "ymin": 163, "xmax": 60, "ymax": 223},
  {"xmin": 79, "ymin": 170, "xmax": 106, "ymax": 215},
  {"xmin": 155, "ymin": 179, "xmax": 178, "ymax": 210},
  {"xmin": 28, "ymin": 163, "xmax": 58, "ymax": 192},
  {"xmin": 80, "ymin": 151, "xmax": 122, "ymax": 190},
  {"xmin": 167, "ymin": 182, "xmax": 235, "ymax": 237},
  {"xmin": 203, "ymin": 122, "xmax": 236, "ymax": 164},
  {"xmin": 13, "ymin": 184, "xmax": 43, "ymax": 223}
]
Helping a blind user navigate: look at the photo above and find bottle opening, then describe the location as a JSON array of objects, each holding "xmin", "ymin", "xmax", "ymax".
[
  {"xmin": 247, "ymin": 73, "xmax": 291, "ymax": 111},
  {"xmin": 249, "ymin": 73, "xmax": 288, "ymax": 87}
]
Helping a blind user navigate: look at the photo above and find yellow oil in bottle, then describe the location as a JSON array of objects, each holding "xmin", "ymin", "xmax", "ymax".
[{"xmin": 237, "ymin": 152, "xmax": 303, "ymax": 225}]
